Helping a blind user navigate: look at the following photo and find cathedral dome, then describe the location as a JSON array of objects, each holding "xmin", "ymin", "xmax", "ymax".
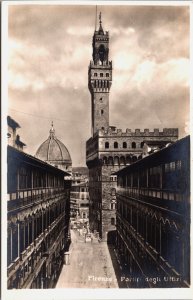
[{"xmin": 35, "ymin": 123, "xmax": 72, "ymax": 172}]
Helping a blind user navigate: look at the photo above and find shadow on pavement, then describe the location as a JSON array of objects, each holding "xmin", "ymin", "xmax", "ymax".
[{"xmin": 107, "ymin": 244, "xmax": 129, "ymax": 288}]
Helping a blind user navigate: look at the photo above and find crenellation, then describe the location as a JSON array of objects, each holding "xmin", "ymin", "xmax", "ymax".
[
  {"xmin": 153, "ymin": 128, "xmax": 159, "ymax": 135},
  {"xmin": 163, "ymin": 128, "xmax": 179, "ymax": 136},
  {"xmin": 98, "ymin": 127, "xmax": 178, "ymax": 137},
  {"xmin": 135, "ymin": 129, "xmax": 141, "ymax": 134},
  {"xmin": 126, "ymin": 128, "xmax": 132, "ymax": 134},
  {"xmin": 144, "ymin": 129, "xmax": 149, "ymax": 134}
]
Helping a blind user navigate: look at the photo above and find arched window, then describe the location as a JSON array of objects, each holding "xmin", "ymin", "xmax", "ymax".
[
  {"xmin": 132, "ymin": 142, "xmax": 136, "ymax": 149},
  {"xmin": 123, "ymin": 142, "xmax": 127, "ymax": 148},
  {"xmin": 114, "ymin": 156, "xmax": 119, "ymax": 165},
  {"xmin": 141, "ymin": 142, "xmax": 144, "ymax": 148},
  {"xmin": 120, "ymin": 156, "xmax": 125, "ymax": 165},
  {"xmin": 105, "ymin": 142, "xmax": 109, "ymax": 149},
  {"xmin": 101, "ymin": 109, "xmax": 104, "ymax": 115},
  {"xmin": 108, "ymin": 157, "xmax": 113, "ymax": 165},
  {"xmin": 103, "ymin": 156, "xmax": 108, "ymax": 165},
  {"xmin": 114, "ymin": 142, "xmax": 118, "ymax": 149}
]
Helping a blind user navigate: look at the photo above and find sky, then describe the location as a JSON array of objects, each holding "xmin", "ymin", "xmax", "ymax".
[{"xmin": 8, "ymin": 4, "xmax": 190, "ymax": 167}]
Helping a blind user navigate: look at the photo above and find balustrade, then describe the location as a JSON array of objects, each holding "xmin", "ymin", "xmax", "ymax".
[{"xmin": 7, "ymin": 187, "xmax": 68, "ymax": 212}]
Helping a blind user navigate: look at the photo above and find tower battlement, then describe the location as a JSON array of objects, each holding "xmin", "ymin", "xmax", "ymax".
[{"xmin": 98, "ymin": 127, "xmax": 179, "ymax": 137}]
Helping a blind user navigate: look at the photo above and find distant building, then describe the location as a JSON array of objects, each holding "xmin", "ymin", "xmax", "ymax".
[
  {"xmin": 86, "ymin": 14, "xmax": 178, "ymax": 242},
  {"xmin": 70, "ymin": 172, "xmax": 89, "ymax": 220},
  {"xmin": 36, "ymin": 122, "xmax": 72, "ymax": 173},
  {"xmin": 115, "ymin": 136, "xmax": 190, "ymax": 288},
  {"xmin": 7, "ymin": 116, "xmax": 26, "ymax": 151}
]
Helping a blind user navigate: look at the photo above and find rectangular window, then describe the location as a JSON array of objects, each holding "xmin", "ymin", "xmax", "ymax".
[
  {"xmin": 100, "ymin": 73, "xmax": 103, "ymax": 77},
  {"xmin": 111, "ymin": 218, "xmax": 115, "ymax": 225},
  {"xmin": 176, "ymin": 160, "xmax": 182, "ymax": 170},
  {"xmin": 165, "ymin": 163, "xmax": 170, "ymax": 173},
  {"xmin": 170, "ymin": 161, "xmax": 175, "ymax": 171}
]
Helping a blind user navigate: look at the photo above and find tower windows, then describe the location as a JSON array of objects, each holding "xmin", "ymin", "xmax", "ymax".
[
  {"xmin": 111, "ymin": 218, "xmax": 115, "ymax": 225},
  {"xmin": 114, "ymin": 142, "xmax": 118, "ymax": 149},
  {"xmin": 132, "ymin": 142, "xmax": 136, "ymax": 149},
  {"xmin": 106, "ymin": 73, "xmax": 109, "ymax": 77},
  {"xmin": 123, "ymin": 142, "xmax": 127, "ymax": 148},
  {"xmin": 141, "ymin": 142, "xmax": 144, "ymax": 148},
  {"xmin": 100, "ymin": 97, "xmax": 103, "ymax": 102},
  {"xmin": 100, "ymin": 73, "xmax": 103, "ymax": 77},
  {"xmin": 101, "ymin": 109, "xmax": 104, "ymax": 115},
  {"xmin": 110, "ymin": 202, "xmax": 116, "ymax": 210},
  {"xmin": 105, "ymin": 142, "xmax": 109, "ymax": 149}
]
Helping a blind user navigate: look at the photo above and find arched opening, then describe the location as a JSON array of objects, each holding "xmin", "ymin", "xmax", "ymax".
[
  {"xmin": 108, "ymin": 156, "xmax": 113, "ymax": 165},
  {"xmin": 141, "ymin": 142, "xmax": 144, "ymax": 148},
  {"xmin": 105, "ymin": 142, "xmax": 109, "ymax": 149},
  {"xmin": 120, "ymin": 156, "xmax": 126, "ymax": 165},
  {"xmin": 132, "ymin": 156, "xmax": 137, "ymax": 163},
  {"xmin": 126, "ymin": 155, "xmax": 131, "ymax": 165},
  {"xmin": 132, "ymin": 142, "xmax": 136, "ymax": 149},
  {"xmin": 114, "ymin": 142, "xmax": 118, "ymax": 149},
  {"xmin": 103, "ymin": 156, "xmax": 108, "ymax": 165},
  {"xmin": 114, "ymin": 156, "xmax": 119, "ymax": 165},
  {"xmin": 123, "ymin": 142, "xmax": 127, "ymax": 149},
  {"xmin": 98, "ymin": 44, "xmax": 106, "ymax": 64}
]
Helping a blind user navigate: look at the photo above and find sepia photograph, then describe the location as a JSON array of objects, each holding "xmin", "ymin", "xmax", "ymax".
[{"xmin": 1, "ymin": 1, "xmax": 192, "ymax": 299}]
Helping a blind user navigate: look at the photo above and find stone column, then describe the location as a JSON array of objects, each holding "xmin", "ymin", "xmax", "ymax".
[
  {"xmin": 32, "ymin": 216, "xmax": 34, "ymax": 242},
  {"xmin": 17, "ymin": 221, "xmax": 20, "ymax": 256},
  {"xmin": 10, "ymin": 226, "xmax": 13, "ymax": 262}
]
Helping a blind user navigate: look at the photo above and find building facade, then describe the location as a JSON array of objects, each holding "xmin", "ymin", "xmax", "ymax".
[
  {"xmin": 115, "ymin": 136, "xmax": 190, "ymax": 288},
  {"xmin": 70, "ymin": 181, "xmax": 89, "ymax": 220},
  {"xmin": 86, "ymin": 15, "xmax": 178, "ymax": 242},
  {"xmin": 7, "ymin": 145, "xmax": 71, "ymax": 289},
  {"xmin": 7, "ymin": 116, "xmax": 26, "ymax": 151}
]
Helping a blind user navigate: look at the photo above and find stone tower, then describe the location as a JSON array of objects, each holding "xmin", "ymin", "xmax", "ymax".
[
  {"xmin": 88, "ymin": 12, "xmax": 112, "ymax": 136},
  {"xmin": 86, "ymin": 13, "xmax": 178, "ymax": 242}
]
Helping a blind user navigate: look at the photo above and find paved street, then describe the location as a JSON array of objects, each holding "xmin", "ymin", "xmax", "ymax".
[{"xmin": 56, "ymin": 230, "xmax": 119, "ymax": 288}]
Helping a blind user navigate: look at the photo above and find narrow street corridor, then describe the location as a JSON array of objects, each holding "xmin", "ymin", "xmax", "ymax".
[{"xmin": 56, "ymin": 230, "xmax": 119, "ymax": 288}]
